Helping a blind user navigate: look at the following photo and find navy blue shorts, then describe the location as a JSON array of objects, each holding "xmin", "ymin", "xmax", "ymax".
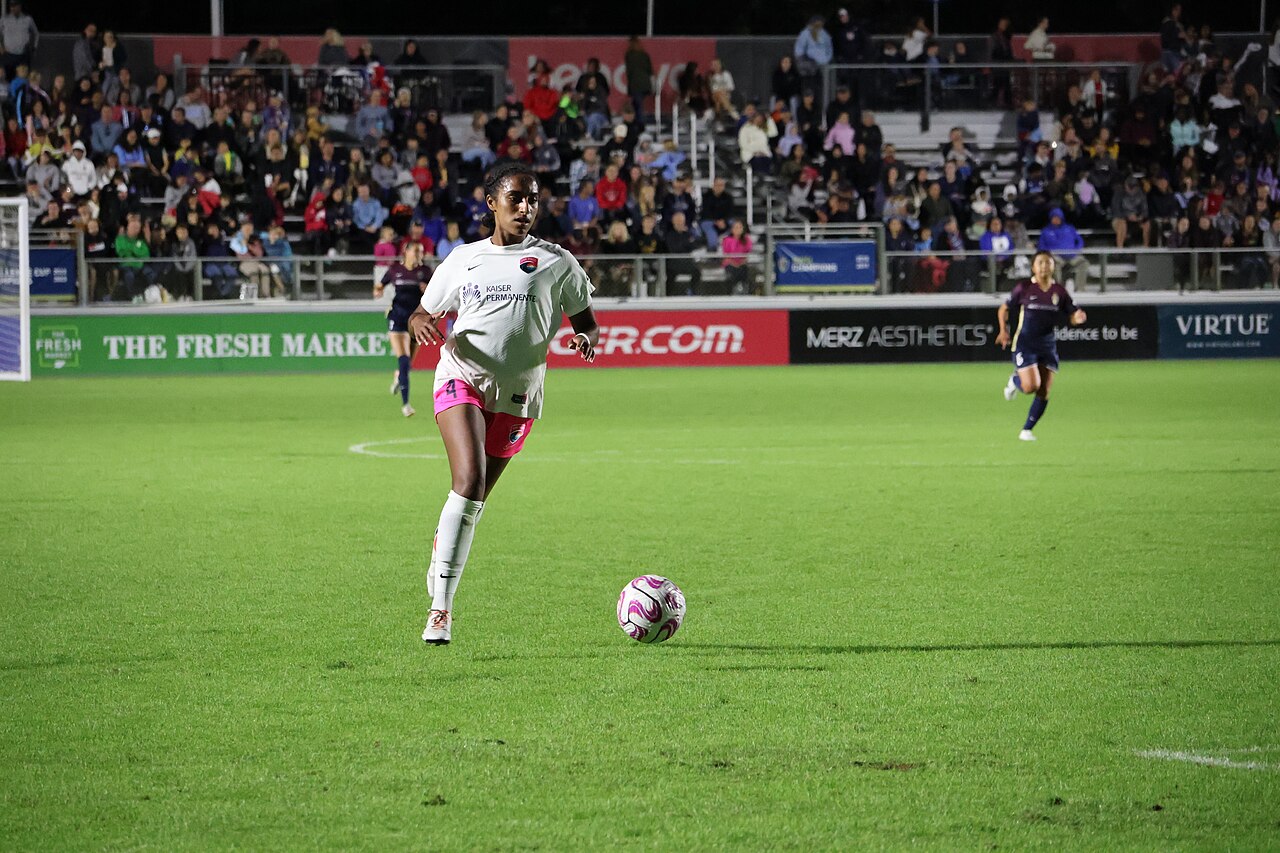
[
  {"xmin": 388, "ymin": 309, "xmax": 412, "ymax": 333},
  {"xmin": 1013, "ymin": 346, "xmax": 1059, "ymax": 372}
]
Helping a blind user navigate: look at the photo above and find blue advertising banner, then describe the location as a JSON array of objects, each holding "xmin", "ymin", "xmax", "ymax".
[
  {"xmin": 1157, "ymin": 302, "xmax": 1279, "ymax": 359},
  {"xmin": 775, "ymin": 241, "xmax": 877, "ymax": 293},
  {"xmin": 31, "ymin": 248, "xmax": 78, "ymax": 298}
]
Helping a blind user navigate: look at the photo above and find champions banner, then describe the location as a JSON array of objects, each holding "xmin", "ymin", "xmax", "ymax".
[{"xmin": 774, "ymin": 241, "xmax": 877, "ymax": 293}]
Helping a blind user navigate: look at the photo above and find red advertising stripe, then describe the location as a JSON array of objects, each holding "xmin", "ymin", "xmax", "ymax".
[
  {"xmin": 412, "ymin": 309, "xmax": 789, "ymax": 370},
  {"xmin": 509, "ymin": 37, "xmax": 717, "ymax": 114}
]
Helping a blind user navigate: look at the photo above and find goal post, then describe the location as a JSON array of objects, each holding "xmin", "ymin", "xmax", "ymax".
[{"xmin": 0, "ymin": 197, "xmax": 30, "ymax": 381}]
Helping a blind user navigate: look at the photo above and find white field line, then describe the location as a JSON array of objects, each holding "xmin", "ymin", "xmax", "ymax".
[
  {"xmin": 347, "ymin": 438, "xmax": 736, "ymax": 465},
  {"xmin": 347, "ymin": 437, "xmax": 1103, "ymax": 467},
  {"xmin": 1134, "ymin": 749, "xmax": 1280, "ymax": 771}
]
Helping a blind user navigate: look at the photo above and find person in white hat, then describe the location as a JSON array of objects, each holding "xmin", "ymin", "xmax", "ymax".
[{"xmin": 61, "ymin": 140, "xmax": 98, "ymax": 198}]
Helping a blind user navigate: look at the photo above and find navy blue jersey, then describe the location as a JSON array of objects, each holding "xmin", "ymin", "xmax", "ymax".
[
  {"xmin": 1007, "ymin": 279, "xmax": 1079, "ymax": 350},
  {"xmin": 382, "ymin": 262, "xmax": 431, "ymax": 315}
]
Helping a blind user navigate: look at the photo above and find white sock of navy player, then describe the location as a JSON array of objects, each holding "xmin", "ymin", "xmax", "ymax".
[{"xmin": 430, "ymin": 491, "xmax": 484, "ymax": 613}]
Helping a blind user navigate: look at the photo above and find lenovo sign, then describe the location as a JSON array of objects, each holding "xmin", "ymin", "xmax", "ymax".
[{"xmin": 412, "ymin": 309, "xmax": 789, "ymax": 370}]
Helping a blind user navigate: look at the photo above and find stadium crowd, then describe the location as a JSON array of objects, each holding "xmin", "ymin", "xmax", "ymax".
[{"xmin": 8, "ymin": 4, "xmax": 1280, "ymax": 300}]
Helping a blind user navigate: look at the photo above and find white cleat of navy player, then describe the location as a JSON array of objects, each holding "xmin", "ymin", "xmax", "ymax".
[
  {"xmin": 1003, "ymin": 377, "xmax": 1018, "ymax": 401},
  {"xmin": 402, "ymin": 403, "xmax": 416, "ymax": 418},
  {"xmin": 1019, "ymin": 429, "xmax": 1037, "ymax": 441},
  {"xmin": 422, "ymin": 609, "xmax": 451, "ymax": 645}
]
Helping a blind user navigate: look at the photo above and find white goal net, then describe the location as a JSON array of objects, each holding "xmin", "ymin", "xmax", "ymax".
[{"xmin": 0, "ymin": 198, "xmax": 30, "ymax": 381}]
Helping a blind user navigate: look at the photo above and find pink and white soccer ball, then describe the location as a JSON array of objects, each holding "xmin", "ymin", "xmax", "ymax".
[{"xmin": 617, "ymin": 575, "xmax": 686, "ymax": 643}]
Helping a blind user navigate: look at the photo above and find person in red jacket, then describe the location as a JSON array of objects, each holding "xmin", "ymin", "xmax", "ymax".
[
  {"xmin": 523, "ymin": 73, "xmax": 559, "ymax": 133},
  {"xmin": 303, "ymin": 187, "xmax": 331, "ymax": 255},
  {"xmin": 595, "ymin": 162, "xmax": 628, "ymax": 223}
]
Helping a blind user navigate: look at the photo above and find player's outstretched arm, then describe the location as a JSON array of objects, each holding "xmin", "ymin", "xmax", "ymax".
[
  {"xmin": 567, "ymin": 307, "xmax": 600, "ymax": 363},
  {"xmin": 995, "ymin": 303, "xmax": 1011, "ymax": 349},
  {"xmin": 409, "ymin": 306, "xmax": 446, "ymax": 346}
]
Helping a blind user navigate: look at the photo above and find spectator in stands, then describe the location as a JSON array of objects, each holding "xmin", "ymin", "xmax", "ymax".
[
  {"xmin": 568, "ymin": 179, "xmax": 601, "ymax": 231},
  {"xmin": 113, "ymin": 218, "xmax": 153, "ymax": 298},
  {"xmin": 794, "ymin": 15, "xmax": 833, "ymax": 84},
  {"xmin": 324, "ymin": 185, "xmax": 353, "ymax": 253},
  {"xmin": 318, "ymin": 29, "xmax": 347, "ymax": 66},
  {"xmin": 700, "ymin": 176, "xmax": 734, "ymax": 251},
  {"xmin": 919, "ymin": 182, "xmax": 953, "ymax": 230},
  {"xmin": 350, "ymin": 183, "xmax": 386, "ymax": 252},
  {"xmin": 524, "ymin": 73, "xmax": 560, "ymax": 133},
  {"xmin": 199, "ymin": 221, "xmax": 236, "ymax": 297},
  {"xmin": 91, "ymin": 105, "xmax": 123, "ymax": 157},
  {"xmin": 177, "ymin": 86, "xmax": 212, "ymax": 130},
  {"xmin": 707, "ymin": 58, "xmax": 737, "ymax": 121},
  {"xmin": 1111, "ymin": 175, "xmax": 1151, "ymax": 247},
  {"xmin": 113, "ymin": 129, "xmax": 149, "ymax": 185},
  {"xmin": 24, "ymin": 147, "xmax": 60, "ymax": 199},
  {"xmin": 989, "ymin": 17, "xmax": 1015, "ymax": 107},
  {"xmin": 61, "ymin": 140, "xmax": 95, "ymax": 197},
  {"xmin": 365, "ymin": 149, "xmax": 395, "ymax": 203},
  {"xmin": 462, "ymin": 184, "xmax": 488, "ymax": 238},
  {"xmin": 663, "ymin": 210, "xmax": 702, "ymax": 293},
  {"xmin": 1, "ymin": 1, "xmax": 37, "ymax": 76},
  {"xmin": 353, "ymin": 91, "xmax": 389, "ymax": 151},
  {"xmin": 139, "ymin": 128, "xmax": 168, "ymax": 195},
  {"xmin": 595, "ymin": 162, "xmax": 628, "ymax": 223},
  {"xmin": 1038, "ymin": 207, "xmax": 1089, "ymax": 287},
  {"xmin": 436, "ymin": 220, "xmax": 464, "ymax": 259},
  {"xmin": 102, "ymin": 67, "xmax": 140, "ymax": 111},
  {"xmin": 1024, "ymin": 17, "xmax": 1056, "ymax": 61},
  {"xmin": 459, "ymin": 111, "xmax": 496, "ymax": 172},
  {"xmin": 772, "ymin": 56, "xmax": 801, "ymax": 111},
  {"xmin": 1015, "ymin": 99, "xmax": 1041, "ymax": 163},
  {"xmin": 211, "ymin": 139, "xmax": 244, "ymax": 193},
  {"xmin": 624, "ymin": 36, "xmax": 654, "ymax": 121},
  {"xmin": 720, "ymin": 219, "xmax": 752, "ymax": 294},
  {"xmin": 73, "ymin": 23, "xmax": 99, "ymax": 82},
  {"xmin": 823, "ymin": 111, "xmax": 854, "ymax": 157},
  {"xmin": 144, "ymin": 72, "xmax": 176, "ymax": 113},
  {"xmin": 661, "ymin": 173, "xmax": 698, "ymax": 223},
  {"xmin": 739, "ymin": 112, "xmax": 774, "ymax": 174},
  {"xmin": 675, "ymin": 62, "xmax": 709, "ymax": 117},
  {"xmin": 901, "ymin": 17, "xmax": 931, "ymax": 62}
]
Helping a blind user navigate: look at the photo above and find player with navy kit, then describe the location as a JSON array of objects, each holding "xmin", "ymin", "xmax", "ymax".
[
  {"xmin": 375, "ymin": 241, "xmax": 431, "ymax": 417},
  {"xmin": 408, "ymin": 162, "xmax": 599, "ymax": 645},
  {"xmin": 995, "ymin": 250, "xmax": 1087, "ymax": 441}
]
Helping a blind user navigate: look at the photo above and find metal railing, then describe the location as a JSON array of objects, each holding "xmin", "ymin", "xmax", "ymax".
[
  {"xmin": 174, "ymin": 62, "xmax": 506, "ymax": 119},
  {"xmin": 77, "ymin": 250, "xmax": 772, "ymax": 304},
  {"xmin": 66, "ymin": 243, "xmax": 1279, "ymax": 306},
  {"xmin": 819, "ymin": 61, "xmax": 1143, "ymax": 131},
  {"xmin": 883, "ymin": 246, "xmax": 1277, "ymax": 295}
]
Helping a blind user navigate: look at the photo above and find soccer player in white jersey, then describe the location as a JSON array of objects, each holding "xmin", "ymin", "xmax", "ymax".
[{"xmin": 409, "ymin": 162, "xmax": 600, "ymax": 645}]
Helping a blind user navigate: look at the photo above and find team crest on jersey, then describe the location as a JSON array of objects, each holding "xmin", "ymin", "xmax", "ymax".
[
  {"xmin": 462, "ymin": 283, "xmax": 481, "ymax": 303},
  {"xmin": 508, "ymin": 425, "xmax": 525, "ymax": 444},
  {"xmin": 1052, "ymin": 293, "xmax": 1060, "ymax": 305},
  {"xmin": 519, "ymin": 256, "xmax": 539, "ymax": 274}
]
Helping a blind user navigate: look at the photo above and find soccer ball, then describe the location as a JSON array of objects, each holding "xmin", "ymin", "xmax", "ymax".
[{"xmin": 617, "ymin": 575, "xmax": 686, "ymax": 643}]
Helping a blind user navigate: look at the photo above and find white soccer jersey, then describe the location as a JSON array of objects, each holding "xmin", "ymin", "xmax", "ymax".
[{"xmin": 420, "ymin": 235, "xmax": 594, "ymax": 419}]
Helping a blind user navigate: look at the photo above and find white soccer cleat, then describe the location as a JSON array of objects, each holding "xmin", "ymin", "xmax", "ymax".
[
  {"xmin": 422, "ymin": 609, "xmax": 451, "ymax": 645},
  {"xmin": 402, "ymin": 403, "xmax": 416, "ymax": 417},
  {"xmin": 1018, "ymin": 429, "xmax": 1037, "ymax": 441},
  {"xmin": 1003, "ymin": 377, "xmax": 1018, "ymax": 401},
  {"xmin": 390, "ymin": 373, "xmax": 401, "ymax": 395}
]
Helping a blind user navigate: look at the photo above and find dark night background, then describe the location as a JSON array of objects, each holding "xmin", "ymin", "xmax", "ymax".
[{"xmin": 41, "ymin": 0, "xmax": 1268, "ymax": 36}]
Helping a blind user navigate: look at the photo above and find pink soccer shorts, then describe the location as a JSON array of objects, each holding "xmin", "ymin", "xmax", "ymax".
[{"xmin": 433, "ymin": 378, "xmax": 534, "ymax": 458}]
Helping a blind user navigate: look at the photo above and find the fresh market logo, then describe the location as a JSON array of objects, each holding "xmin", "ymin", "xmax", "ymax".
[{"xmin": 35, "ymin": 325, "xmax": 81, "ymax": 369}]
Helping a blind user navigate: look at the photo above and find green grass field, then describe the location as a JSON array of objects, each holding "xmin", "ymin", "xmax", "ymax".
[{"xmin": 2, "ymin": 361, "xmax": 1279, "ymax": 851}]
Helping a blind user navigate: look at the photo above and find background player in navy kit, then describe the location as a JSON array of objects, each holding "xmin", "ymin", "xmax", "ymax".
[
  {"xmin": 375, "ymin": 242, "xmax": 431, "ymax": 417},
  {"xmin": 409, "ymin": 162, "xmax": 599, "ymax": 644},
  {"xmin": 995, "ymin": 251, "xmax": 1087, "ymax": 441}
]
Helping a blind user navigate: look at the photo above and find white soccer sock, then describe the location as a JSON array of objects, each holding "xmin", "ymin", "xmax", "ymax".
[{"xmin": 430, "ymin": 490, "xmax": 484, "ymax": 613}]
